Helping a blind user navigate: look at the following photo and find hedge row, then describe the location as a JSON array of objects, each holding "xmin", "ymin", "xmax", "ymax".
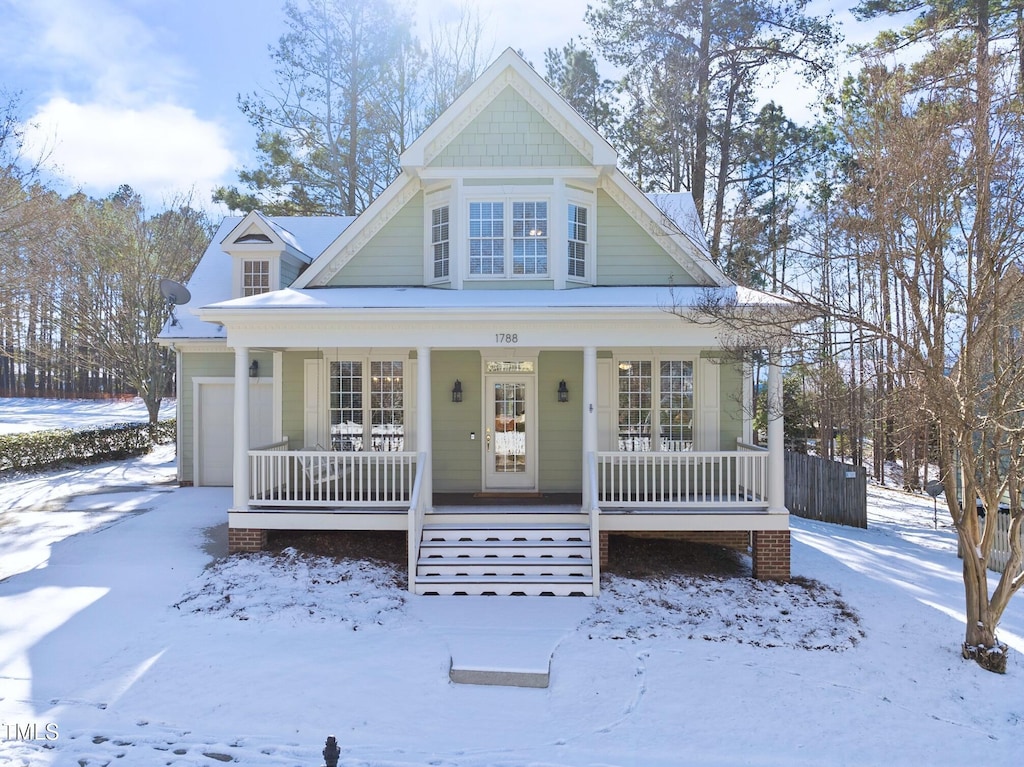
[{"xmin": 0, "ymin": 420, "xmax": 176, "ymax": 473}]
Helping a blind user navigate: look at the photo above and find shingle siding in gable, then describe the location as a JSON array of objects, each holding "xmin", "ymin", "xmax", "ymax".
[
  {"xmin": 431, "ymin": 88, "xmax": 590, "ymax": 168},
  {"xmin": 326, "ymin": 192, "xmax": 425, "ymax": 286},
  {"xmin": 595, "ymin": 189, "xmax": 700, "ymax": 286}
]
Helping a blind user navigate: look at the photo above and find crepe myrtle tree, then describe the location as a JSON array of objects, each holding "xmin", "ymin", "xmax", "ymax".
[{"xmin": 683, "ymin": 37, "xmax": 1024, "ymax": 670}]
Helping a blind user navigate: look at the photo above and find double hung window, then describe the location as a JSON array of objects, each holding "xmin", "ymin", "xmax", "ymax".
[
  {"xmin": 431, "ymin": 206, "xmax": 450, "ymax": 279},
  {"xmin": 242, "ymin": 259, "xmax": 270, "ymax": 296},
  {"xmin": 567, "ymin": 203, "xmax": 588, "ymax": 279},
  {"xmin": 617, "ymin": 359, "xmax": 694, "ymax": 451},
  {"xmin": 329, "ymin": 360, "xmax": 405, "ymax": 451},
  {"xmin": 469, "ymin": 199, "xmax": 548, "ymax": 277}
]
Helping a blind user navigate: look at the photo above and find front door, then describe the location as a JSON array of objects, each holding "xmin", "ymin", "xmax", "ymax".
[{"xmin": 484, "ymin": 376, "xmax": 536, "ymax": 490}]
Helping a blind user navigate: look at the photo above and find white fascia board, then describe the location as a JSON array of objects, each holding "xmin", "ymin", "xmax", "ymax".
[
  {"xmin": 290, "ymin": 173, "xmax": 421, "ymax": 288},
  {"xmin": 221, "ymin": 211, "xmax": 312, "ymax": 262}
]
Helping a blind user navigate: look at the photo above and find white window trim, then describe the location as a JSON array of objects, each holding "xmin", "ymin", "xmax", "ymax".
[
  {"xmin": 464, "ymin": 191, "xmax": 553, "ymax": 281},
  {"xmin": 424, "ymin": 187, "xmax": 453, "ymax": 285},
  {"xmin": 566, "ymin": 188, "xmax": 596, "ymax": 286},
  {"xmin": 234, "ymin": 255, "xmax": 279, "ymax": 298},
  {"xmin": 323, "ymin": 352, "xmax": 411, "ymax": 452},
  {"xmin": 614, "ymin": 355, "xmax": 697, "ymax": 452}
]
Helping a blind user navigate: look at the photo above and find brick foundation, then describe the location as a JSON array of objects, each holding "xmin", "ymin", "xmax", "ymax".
[
  {"xmin": 228, "ymin": 527, "xmax": 267, "ymax": 553},
  {"xmin": 599, "ymin": 531, "xmax": 609, "ymax": 566},
  {"xmin": 751, "ymin": 530, "xmax": 791, "ymax": 580}
]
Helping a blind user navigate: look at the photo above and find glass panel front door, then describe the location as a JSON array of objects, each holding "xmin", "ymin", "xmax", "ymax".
[{"xmin": 484, "ymin": 377, "xmax": 536, "ymax": 490}]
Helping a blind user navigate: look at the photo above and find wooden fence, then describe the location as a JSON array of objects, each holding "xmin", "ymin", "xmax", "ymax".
[
  {"xmin": 986, "ymin": 510, "xmax": 1023, "ymax": 576},
  {"xmin": 785, "ymin": 451, "xmax": 867, "ymax": 528}
]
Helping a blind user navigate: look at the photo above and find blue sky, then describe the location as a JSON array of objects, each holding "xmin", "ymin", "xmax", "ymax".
[{"xmin": 2, "ymin": 0, "xmax": 870, "ymax": 213}]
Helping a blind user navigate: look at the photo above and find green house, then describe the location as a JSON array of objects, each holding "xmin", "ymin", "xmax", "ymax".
[{"xmin": 160, "ymin": 50, "xmax": 792, "ymax": 595}]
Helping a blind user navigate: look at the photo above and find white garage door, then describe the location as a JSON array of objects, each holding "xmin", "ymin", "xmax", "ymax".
[{"xmin": 197, "ymin": 382, "xmax": 274, "ymax": 486}]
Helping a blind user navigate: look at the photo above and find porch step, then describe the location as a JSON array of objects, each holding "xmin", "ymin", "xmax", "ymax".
[{"xmin": 415, "ymin": 522, "xmax": 594, "ymax": 597}]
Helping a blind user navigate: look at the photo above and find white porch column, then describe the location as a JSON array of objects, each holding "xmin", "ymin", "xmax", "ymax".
[
  {"xmin": 767, "ymin": 353, "xmax": 787, "ymax": 514},
  {"xmin": 582, "ymin": 345, "xmax": 598, "ymax": 508},
  {"xmin": 416, "ymin": 346, "xmax": 433, "ymax": 508},
  {"xmin": 232, "ymin": 346, "xmax": 250, "ymax": 510}
]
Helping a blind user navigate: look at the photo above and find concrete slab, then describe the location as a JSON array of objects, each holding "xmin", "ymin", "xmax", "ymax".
[{"xmin": 408, "ymin": 595, "xmax": 593, "ymax": 688}]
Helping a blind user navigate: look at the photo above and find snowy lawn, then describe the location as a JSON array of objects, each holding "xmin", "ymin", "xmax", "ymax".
[
  {"xmin": 0, "ymin": 397, "xmax": 175, "ymax": 435},
  {"xmin": 0, "ymin": 401, "xmax": 1021, "ymax": 766}
]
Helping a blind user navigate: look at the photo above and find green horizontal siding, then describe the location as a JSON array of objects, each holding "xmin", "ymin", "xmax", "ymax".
[
  {"xmin": 178, "ymin": 350, "xmax": 234, "ymax": 484},
  {"xmin": 596, "ymin": 189, "xmax": 699, "ymax": 286},
  {"xmin": 538, "ymin": 350, "xmax": 582, "ymax": 491},
  {"xmin": 431, "ymin": 351, "xmax": 483, "ymax": 491},
  {"xmin": 327, "ymin": 192, "xmax": 424, "ymax": 286}
]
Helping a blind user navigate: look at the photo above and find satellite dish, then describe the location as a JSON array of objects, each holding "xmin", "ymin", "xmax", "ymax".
[{"xmin": 159, "ymin": 278, "xmax": 191, "ymax": 327}]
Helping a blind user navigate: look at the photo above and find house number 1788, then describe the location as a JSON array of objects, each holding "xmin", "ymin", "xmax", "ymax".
[{"xmin": 496, "ymin": 333, "xmax": 519, "ymax": 344}]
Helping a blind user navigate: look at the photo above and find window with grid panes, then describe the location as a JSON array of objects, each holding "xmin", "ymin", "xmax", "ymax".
[
  {"xmin": 511, "ymin": 201, "xmax": 547, "ymax": 275},
  {"xmin": 468, "ymin": 202, "xmax": 504, "ymax": 275},
  {"xmin": 567, "ymin": 203, "xmax": 587, "ymax": 278},
  {"xmin": 242, "ymin": 259, "xmax": 270, "ymax": 296},
  {"xmin": 617, "ymin": 359, "xmax": 694, "ymax": 451},
  {"xmin": 659, "ymin": 361, "xmax": 694, "ymax": 450},
  {"xmin": 617, "ymin": 361, "xmax": 652, "ymax": 451},
  {"xmin": 431, "ymin": 206, "xmax": 450, "ymax": 279},
  {"xmin": 329, "ymin": 360, "xmax": 405, "ymax": 451}
]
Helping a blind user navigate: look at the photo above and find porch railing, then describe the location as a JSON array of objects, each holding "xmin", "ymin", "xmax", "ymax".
[
  {"xmin": 586, "ymin": 451, "xmax": 602, "ymax": 595},
  {"xmin": 597, "ymin": 446, "xmax": 769, "ymax": 508},
  {"xmin": 248, "ymin": 449, "xmax": 417, "ymax": 507},
  {"xmin": 407, "ymin": 452, "xmax": 428, "ymax": 593}
]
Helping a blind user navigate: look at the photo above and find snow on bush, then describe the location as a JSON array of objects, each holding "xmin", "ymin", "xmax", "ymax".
[
  {"xmin": 174, "ymin": 548, "xmax": 407, "ymax": 628},
  {"xmin": 587, "ymin": 574, "xmax": 864, "ymax": 650}
]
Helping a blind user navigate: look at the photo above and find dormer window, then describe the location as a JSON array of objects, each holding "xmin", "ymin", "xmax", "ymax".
[
  {"xmin": 243, "ymin": 259, "xmax": 271, "ymax": 296},
  {"xmin": 423, "ymin": 184, "xmax": 595, "ymax": 287}
]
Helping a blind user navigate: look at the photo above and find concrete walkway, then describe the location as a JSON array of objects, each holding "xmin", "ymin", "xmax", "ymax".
[{"xmin": 407, "ymin": 595, "xmax": 594, "ymax": 687}]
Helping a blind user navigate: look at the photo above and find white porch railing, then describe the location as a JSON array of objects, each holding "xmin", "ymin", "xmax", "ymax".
[
  {"xmin": 407, "ymin": 452, "xmax": 428, "ymax": 593},
  {"xmin": 586, "ymin": 451, "xmax": 601, "ymax": 595},
  {"xmin": 248, "ymin": 449, "xmax": 417, "ymax": 507},
  {"xmin": 597, "ymin": 446, "xmax": 769, "ymax": 508}
]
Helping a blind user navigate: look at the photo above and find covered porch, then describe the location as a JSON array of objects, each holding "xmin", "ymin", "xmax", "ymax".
[{"xmin": 203, "ymin": 287, "xmax": 791, "ymax": 592}]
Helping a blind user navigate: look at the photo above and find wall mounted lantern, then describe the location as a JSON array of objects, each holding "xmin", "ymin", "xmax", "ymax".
[
  {"xmin": 557, "ymin": 379, "xmax": 569, "ymax": 403},
  {"xmin": 249, "ymin": 360, "xmax": 259, "ymax": 378},
  {"xmin": 452, "ymin": 379, "xmax": 463, "ymax": 403}
]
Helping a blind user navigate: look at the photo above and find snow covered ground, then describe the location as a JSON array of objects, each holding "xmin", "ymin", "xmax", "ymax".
[
  {"xmin": 0, "ymin": 401, "xmax": 1022, "ymax": 766},
  {"xmin": 0, "ymin": 397, "xmax": 175, "ymax": 435}
]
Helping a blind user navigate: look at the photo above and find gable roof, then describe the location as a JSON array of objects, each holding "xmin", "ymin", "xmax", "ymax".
[
  {"xmin": 401, "ymin": 48, "xmax": 618, "ymax": 171},
  {"xmin": 293, "ymin": 49, "xmax": 729, "ymax": 290}
]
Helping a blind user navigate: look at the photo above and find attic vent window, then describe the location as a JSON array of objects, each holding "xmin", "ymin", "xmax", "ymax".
[{"xmin": 236, "ymin": 233, "xmax": 272, "ymax": 243}]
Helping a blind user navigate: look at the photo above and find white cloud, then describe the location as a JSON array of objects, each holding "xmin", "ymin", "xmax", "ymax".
[{"xmin": 23, "ymin": 97, "xmax": 236, "ymax": 206}]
